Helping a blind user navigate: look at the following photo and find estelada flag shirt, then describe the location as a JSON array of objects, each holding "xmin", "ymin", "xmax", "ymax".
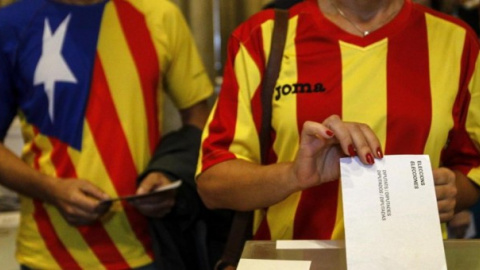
[
  {"xmin": 197, "ymin": 0, "xmax": 480, "ymax": 241},
  {"xmin": 0, "ymin": 0, "xmax": 213, "ymax": 269}
]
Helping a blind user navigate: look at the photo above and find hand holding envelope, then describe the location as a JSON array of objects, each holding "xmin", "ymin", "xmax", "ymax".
[
  {"xmin": 100, "ymin": 181, "xmax": 181, "ymax": 203},
  {"xmin": 101, "ymin": 172, "xmax": 182, "ymax": 218},
  {"xmin": 340, "ymin": 155, "xmax": 447, "ymax": 270}
]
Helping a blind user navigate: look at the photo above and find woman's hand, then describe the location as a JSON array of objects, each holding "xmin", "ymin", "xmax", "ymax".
[
  {"xmin": 293, "ymin": 115, "xmax": 383, "ymax": 190},
  {"xmin": 433, "ymin": 167, "xmax": 457, "ymax": 222}
]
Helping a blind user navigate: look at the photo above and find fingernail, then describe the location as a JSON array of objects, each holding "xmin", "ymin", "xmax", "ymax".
[
  {"xmin": 348, "ymin": 145, "xmax": 356, "ymax": 157},
  {"xmin": 376, "ymin": 147, "xmax": 383, "ymax": 158},
  {"xmin": 366, "ymin": 153, "xmax": 374, "ymax": 165},
  {"xmin": 326, "ymin": 130, "xmax": 334, "ymax": 137}
]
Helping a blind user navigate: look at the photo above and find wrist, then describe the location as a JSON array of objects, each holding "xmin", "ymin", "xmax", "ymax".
[
  {"xmin": 278, "ymin": 162, "xmax": 303, "ymax": 194},
  {"xmin": 37, "ymin": 174, "xmax": 60, "ymax": 204}
]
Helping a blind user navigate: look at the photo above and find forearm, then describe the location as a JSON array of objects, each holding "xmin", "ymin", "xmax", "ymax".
[
  {"xmin": 197, "ymin": 159, "xmax": 300, "ymax": 211},
  {"xmin": 0, "ymin": 143, "xmax": 57, "ymax": 202},
  {"xmin": 454, "ymin": 170, "xmax": 480, "ymax": 212}
]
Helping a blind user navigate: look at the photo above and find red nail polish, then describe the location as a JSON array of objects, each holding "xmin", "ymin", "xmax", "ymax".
[
  {"xmin": 376, "ymin": 147, "xmax": 383, "ymax": 158},
  {"xmin": 366, "ymin": 153, "xmax": 374, "ymax": 164},
  {"xmin": 348, "ymin": 145, "xmax": 356, "ymax": 157},
  {"xmin": 326, "ymin": 130, "xmax": 334, "ymax": 137}
]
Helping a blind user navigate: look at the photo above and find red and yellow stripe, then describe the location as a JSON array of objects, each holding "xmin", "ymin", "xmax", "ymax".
[
  {"xmin": 17, "ymin": 0, "xmax": 161, "ymax": 268},
  {"xmin": 200, "ymin": 0, "xmax": 478, "ymax": 241}
]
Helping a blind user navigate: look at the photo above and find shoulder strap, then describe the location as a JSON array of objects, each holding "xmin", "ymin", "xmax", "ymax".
[
  {"xmin": 260, "ymin": 8, "xmax": 289, "ymax": 164},
  {"xmin": 215, "ymin": 9, "xmax": 290, "ymax": 270}
]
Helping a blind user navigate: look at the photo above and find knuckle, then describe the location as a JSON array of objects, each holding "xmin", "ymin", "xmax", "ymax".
[
  {"xmin": 329, "ymin": 114, "xmax": 341, "ymax": 121},
  {"xmin": 358, "ymin": 123, "xmax": 369, "ymax": 130},
  {"xmin": 448, "ymin": 187, "xmax": 458, "ymax": 198}
]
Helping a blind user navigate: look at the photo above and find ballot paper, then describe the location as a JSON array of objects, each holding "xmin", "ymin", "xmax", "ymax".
[
  {"xmin": 100, "ymin": 180, "xmax": 181, "ymax": 204},
  {"xmin": 340, "ymin": 155, "xmax": 446, "ymax": 270}
]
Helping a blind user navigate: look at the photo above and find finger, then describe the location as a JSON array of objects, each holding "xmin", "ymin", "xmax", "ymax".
[
  {"xmin": 95, "ymin": 201, "xmax": 112, "ymax": 214},
  {"xmin": 346, "ymin": 123, "xmax": 376, "ymax": 165},
  {"xmin": 435, "ymin": 185, "xmax": 457, "ymax": 200},
  {"xmin": 322, "ymin": 115, "xmax": 354, "ymax": 156},
  {"xmin": 137, "ymin": 172, "xmax": 170, "ymax": 195},
  {"xmin": 301, "ymin": 121, "xmax": 335, "ymax": 144},
  {"xmin": 71, "ymin": 190, "xmax": 109, "ymax": 214},
  {"xmin": 130, "ymin": 189, "xmax": 176, "ymax": 207},
  {"xmin": 433, "ymin": 168, "xmax": 455, "ymax": 185},
  {"xmin": 137, "ymin": 200, "xmax": 175, "ymax": 217},
  {"xmin": 80, "ymin": 182, "xmax": 110, "ymax": 201},
  {"xmin": 324, "ymin": 116, "xmax": 379, "ymax": 164},
  {"xmin": 133, "ymin": 201, "xmax": 174, "ymax": 217},
  {"xmin": 357, "ymin": 124, "xmax": 383, "ymax": 159},
  {"xmin": 437, "ymin": 199, "xmax": 455, "ymax": 213},
  {"xmin": 62, "ymin": 206, "xmax": 101, "ymax": 225},
  {"xmin": 439, "ymin": 212, "xmax": 454, "ymax": 223}
]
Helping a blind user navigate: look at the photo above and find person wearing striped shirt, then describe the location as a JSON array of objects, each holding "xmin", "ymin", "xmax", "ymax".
[
  {"xmin": 0, "ymin": 0, "xmax": 213, "ymax": 269},
  {"xmin": 197, "ymin": 0, "xmax": 480, "ymax": 242}
]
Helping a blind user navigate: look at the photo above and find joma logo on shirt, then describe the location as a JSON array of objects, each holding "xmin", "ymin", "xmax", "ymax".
[{"xmin": 274, "ymin": 83, "xmax": 326, "ymax": 101}]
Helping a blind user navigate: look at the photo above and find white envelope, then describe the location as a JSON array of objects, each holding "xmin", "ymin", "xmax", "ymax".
[{"xmin": 340, "ymin": 155, "xmax": 446, "ymax": 270}]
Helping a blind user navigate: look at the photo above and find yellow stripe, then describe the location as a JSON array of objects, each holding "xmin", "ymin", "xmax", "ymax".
[
  {"xmin": 425, "ymin": 14, "xmax": 465, "ymax": 168},
  {"xmin": 69, "ymin": 122, "xmax": 151, "ymax": 267},
  {"xmin": 70, "ymin": 123, "xmax": 119, "ymax": 198},
  {"xmin": 263, "ymin": 16, "xmax": 301, "ymax": 240},
  {"xmin": 97, "ymin": 2, "xmax": 149, "ymax": 173},
  {"xmin": 231, "ymin": 45, "xmax": 262, "ymax": 162},
  {"xmin": 331, "ymin": 184, "xmax": 345, "ymax": 239},
  {"xmin": 36, "ymin": 133, "xmax": 102, "ymax": 269},
  {"xmin": 338, "ymin": 40, "xmax": 388, "ymax": 240},
  {"xmin": 16, "ymin": 123, "xmax": 61, "ymax": 269},
  {"xmin": 16, "ymin": 124, "xmax": 98, "ymax": 269},
  {"xmin": 340, "ymin": 40, "xmax": 388, "ymax": 148},
  {"xmin": 16, "ymin": 197, "xmax": 61, "ymax": 270},
  {"xmin": 466, "ymin": 53, "xmax": 480, "ymax": 184},
  {"xmin": 196, "ymin": 100, "xmax": 218, "ymax": 177}
]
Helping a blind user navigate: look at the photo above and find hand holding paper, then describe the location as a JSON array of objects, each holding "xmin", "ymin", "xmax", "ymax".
[
  {"xmin": 340, "ymin": 155, "xmax": 447, "ymax": 270},
  {"xmin": 100, "ymin": 180, "xmax": 181, "ymax": 203}
]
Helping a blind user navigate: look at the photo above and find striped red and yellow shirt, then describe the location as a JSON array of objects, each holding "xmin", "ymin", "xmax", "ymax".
[
  {"xmin": 198, "ymin": 0, "xmax": 480, "ymax": 241},
  {"xmin": 0, "ymin": 0, "xmax": 212, "ymax": 269}
]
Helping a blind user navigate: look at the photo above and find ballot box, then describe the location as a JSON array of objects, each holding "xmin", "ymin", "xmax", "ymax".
[{"xmin": 239, "ymin": 240, "xmax": 480, "ymax": 270}]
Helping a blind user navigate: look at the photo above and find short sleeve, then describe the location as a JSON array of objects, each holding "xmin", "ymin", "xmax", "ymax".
[
  {"xmin": 0, "ymin": 34, "xmax": 18, "ymax": 141},
  {"xmin": 160, "ymin": 3, "xmax": 213, "ymax": 109}
]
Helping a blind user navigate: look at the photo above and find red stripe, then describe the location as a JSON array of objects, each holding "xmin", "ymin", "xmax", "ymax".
[
  {"xmin": 114, "ymin": 0, "xmax": 160, "ymax": 154},
  {"xmin": 244, "ymin": 13, "xmax": 270, "ymax": 136},
  {"xmin": 441, "ymin": 34, "xmax": 480, "ymax": 173},
  {"xmin": 253, "ymin": 215, "xmax": 271, "ymax": 240},
  {"xmin": 29, "ymin": 131, "xmax": 82, "ymax": 269},
  {"xmin": 86, "ymin": 54, "xmax": 152, "ymax": 258},
  {"xmin": 48, "ymin": 137, "xmax": 130, "ymax": 269},
  {"xmin": 293, "ymin": 17, "xmax": 343, "ymax": 239},
  {"xmin": 385, "ymin": 14, "xmax": 431, "ymax": 155}
]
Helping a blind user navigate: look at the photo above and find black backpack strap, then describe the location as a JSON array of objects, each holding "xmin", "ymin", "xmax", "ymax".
[{"xmin": 215, "ymin": 8, "xmax": 290, "ymax": 270}]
